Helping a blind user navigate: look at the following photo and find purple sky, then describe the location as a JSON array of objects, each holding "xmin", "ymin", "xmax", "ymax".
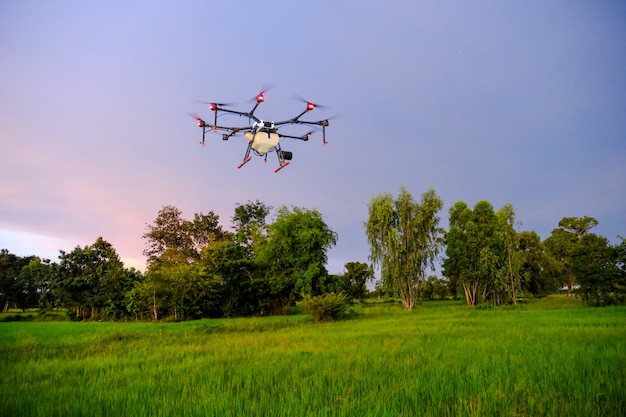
[{"xmin": 2, "ymin": 1, "xmax": 625, "ymax": 274}]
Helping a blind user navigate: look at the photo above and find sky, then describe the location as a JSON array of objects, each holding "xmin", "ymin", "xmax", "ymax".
[{"xmin": 1, "ymin": 0, "xmax": 625, "ymax": 275}]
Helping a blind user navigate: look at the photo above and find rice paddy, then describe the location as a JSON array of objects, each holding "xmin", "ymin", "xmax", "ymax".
[{"xmin": 1, "ymin": 296, "xmax": 625, "ymax": 416}]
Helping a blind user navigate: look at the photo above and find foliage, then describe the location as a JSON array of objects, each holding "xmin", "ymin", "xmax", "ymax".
[
  {"xmin": 544, "ymin": 216, "xmax": 598, "ymax": 297},
  {"xmin": 443, "ymin": 201, "xmax": 498, "ymax": 306},
  {"xmin": 518, "ymin": 231, "xmax": 560, "ymax": 297},
  {"xmin": 571, "ymin": 235, "xmax": 626, "ymax": 306},
  {"xmin": 0, "ymin": 249, "xmax": 44, "ymax": 312},
  {"xmin": 231, "ymin": 200, "xmax": 271, "ymax": 257},
  {"xmin": 496, "ymin": 204, "xmax": 523, "ymax": 304},
  {"xmin": 419, "ymin": 276, "xmax": 450, "ymax": 300},
  {"xmin": 443, "ymin": 201, "xmax": 547, "ymax": 306},
  {"xmin": 300, "ymin": 291, "xmax": 352, "ymax": 322},
  {"xmin": 365, "ymin": 187, "xmax": 444, "ymax": 309},
  {"xmin": 201, "ymin": 238, "xmax": 261, "ymax": 317},
  {"xmin": 52, "ymin": 237, "xmax": 140, "ymax": 320},
  {"xmin": 137, "ymin": 259, "xmax": 221, "ymax": 321},
  {"xmin": 142, "ymin": 205, "xmax": 225, "ymax": 266},
  {"xmin": 257, "ymin": 206, "xmax": 338, "ymax": 312},
  {"xmin": 339, "ymin": 261, "xmax": 374, "ymax": 301},
  {"xmin": 3, "ymin": 199, "xmax": 625, "ymax": 321}
]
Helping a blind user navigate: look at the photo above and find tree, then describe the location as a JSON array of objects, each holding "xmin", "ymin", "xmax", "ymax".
[
  {"xmin": 340, "ymin": 262, "xmax": 374, "ymax": 302},
  {"xmin": 443, "ymin": 200, "xmax": 522, "ymax": 306},
  {"xmin": 518, "ymin": 231, "xmax": 560, "ymax": 297},
  {"xmin": 201, "ymin": 237, "xmax": 260, "ymax": 317},
  {"xmin": 15, "ymin": 257, "xmax": 55, "ymax": 310},
  {"xmin": 544, "ymin": 216, "xmax": 598, "ymax": 297},
  {"xmin": 366, "ymin": 187, "xmax": 444, "ymax": 310},
  {"xmin": 559, "ymin": 216, "xmax": 599, "ymax": 238},
  {"xmin": 256, "ymin": 206, "xmax": 338, "ymax": 313},
  {"xmin": 143, "ymin": 205, "xmax": 193, "ymax": 265},
  {"xmin": 419, "ymin": 276, "xmax": 450, "ymax": 300},
  {"xmin": 143, "ymin": 205, "xmax": 227, "ymax": 267},
  {"xmin": 0, "ymin": 250, "xmax": 36, "ymax": 312},
  {"xmin": 571, "ymin": 235, "xmax": 626, "ymax": 306},
  {"xmin": 188, "ymin": 211, "xmax": 225, "ymax": 255},
  {"xmin": 53, "ymin": 237, "xmax": 135, "ymax": 319},
  {"xmin": 496, "ymin": 204, "xmax": 523, "ymax": 305},
  {"xmin": 440, "ymin": 201, "xmax": 472, "ymax": 300}
]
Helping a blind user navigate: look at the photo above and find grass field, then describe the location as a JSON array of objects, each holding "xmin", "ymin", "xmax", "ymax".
[{"xmin": 1, "ymin": 296, "xmax": 625, "ymax": 416}]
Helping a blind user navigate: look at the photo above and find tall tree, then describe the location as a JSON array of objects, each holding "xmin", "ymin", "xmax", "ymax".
[
  {"xmin": 366, "ymin": 187, "xmax": 444, "ymax": 310},
  {"xmin": 518, "ymin": 231, "xmax": 560, "ymax": 297},
  {"xmin": 571, "ymin": 234, "xmax": 625, "ymax": 306},
  {"xmin": 257, "ymin": 206, "xmax": 337, "ymax": 313},
  {"xmin": 0, "ymin": 250, "xmax": 40, "ymax": 312},
  {"xmin": 441, "ymin": 201, "xmax": 471, "ymax": 300},
  {"xmin": 443, "ymin": 200, "xmax": 518, "ymax": 306},
  {"xmin": 15, "ymin": 257, "xmax": 55, "ymax": 310},
  {"xmin": 53, "ymin": 237, "xmax": 134, "ymax": 319},
  {"xmin": 544, "ymin": 216, "xmax": 598, "ymax": 297},
  {"xmin": 496, "ymin": 204, "xmax": 522, "ymax": 305}
]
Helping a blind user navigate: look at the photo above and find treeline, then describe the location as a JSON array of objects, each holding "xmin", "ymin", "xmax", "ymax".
[
  {"xmin": 366, "ymin": 188, "xmax": 625, "ymax": 308},
  {"xmin": 2, "ymin": 189, "xmax": 625, "ymax": 320},
  {"xmin": 442, "ymin": 201, "xmax": 625, "ymax": 307},
  {"xmin": 0, "ymin": 201, "xmax": 373, "ymax": 320}
]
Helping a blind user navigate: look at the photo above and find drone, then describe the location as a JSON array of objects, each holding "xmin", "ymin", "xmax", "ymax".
[{"xmin": 192, "ymin": 88, "xmax": 332, "ymax": 172}]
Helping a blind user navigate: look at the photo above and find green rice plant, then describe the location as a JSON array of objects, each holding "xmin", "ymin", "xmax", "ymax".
[{"xmin": 1, "ymin": 296, "xmax": 624, "ymax": 416}]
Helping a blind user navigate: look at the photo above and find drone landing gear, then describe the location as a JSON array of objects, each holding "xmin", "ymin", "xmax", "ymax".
[
  {"xmin": 274, "ymin": 161, "xmax": 290, "ymax": 173},
  {"xmin": 237, "ymin": 157, "xmax": 252, "ymax": 169},
  {"xmin": 274, "ymin": 146, "xmax": 292, "ymax": 173},
  {"xmin": 238, "ymin": 142, "xmax": 253, "ymax": 169}
]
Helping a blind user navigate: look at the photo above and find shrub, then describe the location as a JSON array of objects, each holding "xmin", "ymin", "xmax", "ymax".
[
  {"xmin": 0, "ymin": 314, "xmax": 33, "ymax": 322},
  {"xmin": 301, "ymin": 292, "xmax": 351, "ymax": 322}
]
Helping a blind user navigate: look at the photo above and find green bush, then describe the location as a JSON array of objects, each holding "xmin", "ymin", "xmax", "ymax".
[
  {"xmin": 0, "ymin": 314, "xmax": 34, "ymax": 322},
  {"xmin": 301, "ymin": 292, "xmax": 351, "ymax": 322}
]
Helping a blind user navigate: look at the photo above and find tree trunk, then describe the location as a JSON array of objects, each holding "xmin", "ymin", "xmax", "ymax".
[
  {"xmin": 463, "ymin": 282, "xmax": 477, "ymax": 306},
  {"xmin": 2, "ymin": 300, "xmax": 9, "ymax": 313},
  {"xmin": 567, "ymin": 275, "xmax": 574, "ymax": 298},
  {"xmin": 508, "ymin": 249, "xmax": 516, "ymax": 304},
  {"xmin": 152, "ymin": 287, "xmax": 158, "ymax": 321}
]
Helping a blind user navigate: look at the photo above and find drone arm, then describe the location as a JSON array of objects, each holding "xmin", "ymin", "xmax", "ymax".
[
  {"xmin": 278, "ymin": 133, "xmax": 310, "ymax": 142},
  {"xmin": 211, "ymin": 105, "xmax": 262, "ymax": 125},
  {"xmin": 291, "ymin": 119, "xmax": 330, "ymax": 145},
  {"xmin": 274, "ymin": 109, "xmax": 310, "ymax": 126}
]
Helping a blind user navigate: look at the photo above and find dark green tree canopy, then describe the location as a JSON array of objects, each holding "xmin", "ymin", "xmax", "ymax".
[
  {"xmin": 257, "ymin": 206, "xmax": 338, "ymax": 311},
  {"xmin": 544, "ymin": 216, "xmax": 599, "ymax": 297}
]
